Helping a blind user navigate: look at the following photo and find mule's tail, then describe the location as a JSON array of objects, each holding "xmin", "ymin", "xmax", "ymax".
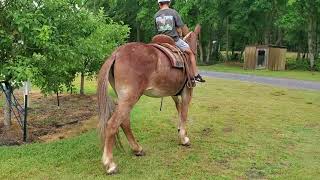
[{"xmin": 97, "ymin": 53, "xmax": 117, "ymax": 147}]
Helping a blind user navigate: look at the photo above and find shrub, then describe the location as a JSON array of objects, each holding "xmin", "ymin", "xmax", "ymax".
[
  {"xmin": 286, "ymin": 58, "xmax": 310, "ymax": 71},
  {"xmin": 315, "ymin": 58, "xmax": 320, "ymax": 71}
]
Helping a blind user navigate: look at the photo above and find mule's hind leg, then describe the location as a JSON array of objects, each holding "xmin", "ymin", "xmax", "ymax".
[
  {"xmin": 121, "ymin": 117, "xmax": 145, "ymax": 156},
  {"xmin": 178, "ymin": 87, "xmax": 193, "ymax": 146},
  {"xmin": 102, "ymin": 98, "xmax": 139, "ymax": 174}
]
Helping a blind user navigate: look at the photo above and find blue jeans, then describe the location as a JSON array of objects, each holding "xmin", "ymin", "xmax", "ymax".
[{"xmin": 175, "ymin": 38, "xmax": 190, "ymax": 51}]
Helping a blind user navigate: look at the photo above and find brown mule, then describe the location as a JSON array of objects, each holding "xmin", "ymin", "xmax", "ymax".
[{"xmin": 97, "ymin": 25, "xmax": 201, "ymax": 174}]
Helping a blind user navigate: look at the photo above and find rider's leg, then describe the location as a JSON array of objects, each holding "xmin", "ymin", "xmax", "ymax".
[
  {"xmin": 185, "ymin": 48, "xmax": 197, "ymax": 77},
  {"xmin": 176, "ymin": 38, "xmax": 205, "ymax": 82}
]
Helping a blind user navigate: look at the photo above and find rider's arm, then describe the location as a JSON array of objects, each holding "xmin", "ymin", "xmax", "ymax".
[
  {"xmin": 174, "ymin": 10, "xmax": 184, "ymax": 37},
  {"xmin": 177, "ymin": 27, "xmax": 183, "ymax": 37}
]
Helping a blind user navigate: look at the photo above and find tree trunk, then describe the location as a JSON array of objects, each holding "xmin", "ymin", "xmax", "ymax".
[
  {"xmin": 205, "ymin": 42, "xmax": 211, "ymax": 63},
  {"xmin": 308, "ymin": 14, "xmax": 317, "ymax": 69},
  {"xmin": 275, "ymin": 28, "xmax": 283, "ymax": 46},
  {"xmin": 226, "ymin": 17, "xmax": 230, "ymax": 61},
  {"xmin": 3, "ymin": 83, "xmax": 12, "ymax": 128},
  {"xmin": 316, "ymin": 20, "xmax": 319, "ymax": 60},
  {"xmin": 240, "ymin": 47, "xmax": 245, "ymax": 62},
  {"xmin": 297, "ymin": 51, "xmax": 301, "ymax": 60},
  {"xmin": 297, "ymin": 41, "xmax": 302, "ymax": 60},
  {"xmin": 264, "ymin": 31, "xmax": 270, "ymax": 45},
  {"xmin": 136, "ymin": 22, "xmax": 141, "ymax": 42},
  {"xmin": 264, "ymin": 13, "xmax": 272, "ymax": 45},
  {"xmin": 198, "ymin": 40, "xmax": 204, "ymax": 63},
  {"xmin": 56, "ymin": 91, "xmax": 60, "ymax": 107},
  {"xmin": 80, "ymin": 72, "xmax": 85, "ymax": 95}
]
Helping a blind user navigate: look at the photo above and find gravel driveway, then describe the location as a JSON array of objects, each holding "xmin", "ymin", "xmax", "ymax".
[{"xmin": 200, "ymin": 71, "xmax": 320, "ymax": 91}]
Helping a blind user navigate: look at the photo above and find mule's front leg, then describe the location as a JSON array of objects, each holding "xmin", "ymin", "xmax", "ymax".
[{"xmin": 178, "ymin": 88, "xmax": 193, "ymax": 146}]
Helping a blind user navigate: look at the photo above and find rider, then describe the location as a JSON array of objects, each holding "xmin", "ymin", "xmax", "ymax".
[{"xmin": 154, "ymin": 0, "xmax": 205, "ymax": 83}]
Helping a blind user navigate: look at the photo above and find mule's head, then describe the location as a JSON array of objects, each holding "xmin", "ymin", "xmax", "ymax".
[{"xmin": 184, "ymin": 24, "xmax": 201, "ymax": 55}]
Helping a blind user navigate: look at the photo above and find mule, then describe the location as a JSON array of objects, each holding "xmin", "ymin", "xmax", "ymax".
[{"xmin": 97, "ymin": 25, "xmax": 201, "ymax": 174}]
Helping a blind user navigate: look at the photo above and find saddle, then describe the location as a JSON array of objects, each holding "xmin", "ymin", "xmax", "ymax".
[
  {"xmin": 149, "ymin": 34, "xmax": 195, "ymax": 90},
  {"xmin": 150, "ymin": 35, "xmax": 186, "ymax": 69}
]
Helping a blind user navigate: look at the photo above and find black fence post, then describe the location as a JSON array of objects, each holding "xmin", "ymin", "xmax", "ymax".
[{"xmin": 23, "ymin": 94, "xmax": 28, "ymax": 142}]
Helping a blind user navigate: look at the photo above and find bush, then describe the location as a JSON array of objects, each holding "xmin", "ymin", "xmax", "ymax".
[
  {"xmin": 286, "ymin": 58, "xmax": 310, "ymax": 71},
  {"xmin": 315, "ymin": 58, "xmax": 320, "ymax": 71},
  {"xmin": 230, "ymin": 53, "xmax": 241, "ymax": 62}
]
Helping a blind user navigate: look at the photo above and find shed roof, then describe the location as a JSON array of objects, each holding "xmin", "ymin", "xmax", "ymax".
[{"xmin": 246, "ymin": 44, "xmax": 287, "ymax": 49}]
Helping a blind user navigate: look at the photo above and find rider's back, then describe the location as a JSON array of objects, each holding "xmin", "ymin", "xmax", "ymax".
[{"xmin": 154, "ymin": 8, "xmax": 184, "ymax": 42}]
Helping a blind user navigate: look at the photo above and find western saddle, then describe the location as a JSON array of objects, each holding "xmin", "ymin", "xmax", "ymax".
[
  {"xmin": 150, "ymin": 35, "xmax": 195, "ymax": 89},
  {"xmin": 150, "ymin": 35, "xmax": 187, "ymax": 69}
]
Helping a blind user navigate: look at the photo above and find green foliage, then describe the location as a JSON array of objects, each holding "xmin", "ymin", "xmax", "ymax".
[
  {"xmin": 84, "ymin": 0, "xmax": 320, "ymax": 67},
  {"xmin": 75, "ymin": 10, "xmax": 129, "ymax": 78},
  {"xmin": 0, "ymin": 0, "xmax": 129, "ymax": 94},
  {"xmin": 315, "ymin": 58, "xmax": 320, "ymax": 71},
  {"xmin": 286, "ymin": 59, "xmax": 310, "ymax": 71}
]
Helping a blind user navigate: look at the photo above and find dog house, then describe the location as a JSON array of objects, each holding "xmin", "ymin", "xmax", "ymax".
[{"xmin": 244, "ymin": 45, "xmax": 287, "ymax": 71}]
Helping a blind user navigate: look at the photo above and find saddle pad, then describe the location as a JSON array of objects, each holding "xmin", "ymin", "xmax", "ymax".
[{"xmin": 150, "ymin": 43, "xmax": 186, "ymax": 69}]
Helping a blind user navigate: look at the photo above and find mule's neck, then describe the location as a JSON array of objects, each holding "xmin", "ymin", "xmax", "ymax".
[{"xmin": 185, "ymin": 32, "xmax": 198, "ymax": 56}]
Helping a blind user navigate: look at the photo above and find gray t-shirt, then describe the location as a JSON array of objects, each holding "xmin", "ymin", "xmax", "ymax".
[{"xmin": 154, "ymin": 8, "xmax": 184, "ymax": 41}]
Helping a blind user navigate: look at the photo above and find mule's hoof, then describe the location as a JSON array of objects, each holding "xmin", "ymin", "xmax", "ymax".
[
  {"xmin": 181, "ymin": 137, "xmax": 191, "ymax": 147},
  {"xmin": 134, "ymin": 150, "xmax": 146, "ymax": 156},
  {"xmin": 182, "ymin": 142, "xmax": 191, "ymax": 147},
  {"xmin": 106, "ymin": 163, "xmax": 118, "ymax": 175}
]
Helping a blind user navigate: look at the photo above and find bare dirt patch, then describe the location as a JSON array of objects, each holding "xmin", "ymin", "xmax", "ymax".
[{"xmin": 0, "ymin": 92, "xmax": 97, "ymax": 146}]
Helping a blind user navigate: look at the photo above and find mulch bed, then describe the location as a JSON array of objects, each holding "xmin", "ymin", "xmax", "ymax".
[{"xmin": 0, "ymin": 92, "xmax": 97, "ymax": 146}]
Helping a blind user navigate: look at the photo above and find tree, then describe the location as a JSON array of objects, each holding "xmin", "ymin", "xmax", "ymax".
[
  {"xmin": 0, "ymin": 0, "xmax": 129, "ymax": 126},
  {"xmin": 288, "ymin": 0, "xmax": 320, "ymax": 68},
  {"xmin": 75, "ymin": 10, "xmax": 129, "ymax": 95}
]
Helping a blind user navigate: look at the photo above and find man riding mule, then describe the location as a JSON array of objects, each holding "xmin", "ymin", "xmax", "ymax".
[
  {"xmin": 155, "ymin": 0, "xmax": 205, "ymax": 83},
  {"xmin": 97, "ymin": 1, "xmax": 203, "ymax": 175}
]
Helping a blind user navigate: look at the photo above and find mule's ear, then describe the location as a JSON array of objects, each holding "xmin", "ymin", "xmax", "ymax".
[{"xmin": 194, "ymin": 24, "xmax": 201, "ymax": 36}]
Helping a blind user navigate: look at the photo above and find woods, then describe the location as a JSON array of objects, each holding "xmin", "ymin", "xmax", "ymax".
[
  {"xmin": 85, "ymin": 0, "xmax": 320, "ymax": 68},
  {"xmin": 1, "ymin": 0, "xmax": 320, "ymax": 92}
]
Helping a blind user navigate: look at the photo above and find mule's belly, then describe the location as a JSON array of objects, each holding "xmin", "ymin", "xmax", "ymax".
[
  {"xmin": 143, "ymin": 87, "xmax": 179, "ymax": 98},
  {"xmin": 143, "ymin": 65, "xmax": 186, "ymax": 97}
]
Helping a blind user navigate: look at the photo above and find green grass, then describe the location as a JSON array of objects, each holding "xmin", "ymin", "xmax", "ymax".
[
  {"xmin": 1, "ymin": 78, "xmax": 320, "ymax": 179},
  {"xmin": 72, "ymin": 76, "xmax": 97, "ymax": 95},
  {"xmin": 199, "ymin": 64, "xmax": 320, "ymax": 82}
]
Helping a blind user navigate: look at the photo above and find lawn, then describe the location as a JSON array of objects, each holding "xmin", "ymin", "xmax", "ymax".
[
  {"xmin": 199, "ymin": 64, "xmax": 320, "ymax": 82},
  {"xmin": 0, "ymin": 77, "xmax": 320, "ymax": 179}
]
